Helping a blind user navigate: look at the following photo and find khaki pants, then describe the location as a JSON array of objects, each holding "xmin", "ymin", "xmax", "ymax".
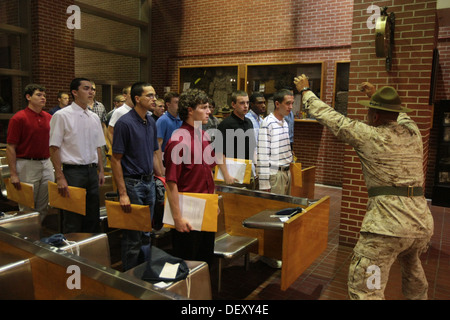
[
  {"xmin": 16, "ymin": 159, "xmax": 54, "ymax": 220},
  {"xmin": 269, "ymin": 170, "xmax": 291, "ymax": 195},
  {"xmin": 348, "ymin": 232, "xmax": 430, "ymax": 300}
]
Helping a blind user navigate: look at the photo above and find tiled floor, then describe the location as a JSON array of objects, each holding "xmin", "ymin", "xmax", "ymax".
[{"xmin": 210, "ymin": 185, "xmax": 450, "ymax": 300}]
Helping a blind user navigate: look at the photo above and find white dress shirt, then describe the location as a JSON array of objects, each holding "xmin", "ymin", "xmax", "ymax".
[
  {"xmin": 108, "ymin": 103, "xmax": 132, "ymax": 128},
  {"xmin": 49, "ymin": 103, "xmax": 106, "ymax": 165}
]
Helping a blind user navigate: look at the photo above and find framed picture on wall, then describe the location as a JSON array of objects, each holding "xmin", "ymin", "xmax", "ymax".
[
  {"xmin": 178, "ymin": 65, "xmax": 240, "ymax": 111},
  {"xmin": 245, "ymin": 62, "xmax": 324, "ymax": 119}
]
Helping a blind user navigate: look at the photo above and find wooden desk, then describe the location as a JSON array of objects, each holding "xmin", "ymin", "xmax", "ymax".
[{"xmin": 216, "ymin": 185, "xmax": 330, "ymax": 291}]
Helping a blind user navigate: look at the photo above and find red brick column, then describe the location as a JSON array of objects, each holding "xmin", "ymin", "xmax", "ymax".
[{"xmin": 31, "ymin": 0, "xmax": 75, "ymax": 109}]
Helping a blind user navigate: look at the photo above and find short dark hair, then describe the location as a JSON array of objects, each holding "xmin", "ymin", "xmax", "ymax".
[
  {"xmin": 231, "ymin": 90, "xmax": 248, "ymax": 104},
  {"xmin": 178, "ymin": 88, "xmax": 209, "ymax": 122},
  {"xmin": 24, "ymin": 84, "xmax": 46, "ymax": 99},
  {"xmin": 273, "ymin": 89, "xmax": 293, "ymax": 105},
  {"xmin": 130, "ymin": 81, "xmax": 153, "ymax": 106},
  {"xmin": 249, "ymin": 92, "xmax": 265, "ymax": 104},
  {"xmin": 164, "ymin": 91, "xmax": 179, "ymax": 104},
  {"xmin": 57, "ymin": 91, "xmax": 68, "ymax": 99},
  {"xmin": 69, "ymin": 78, "xmax": 90, "ymax": 99}
]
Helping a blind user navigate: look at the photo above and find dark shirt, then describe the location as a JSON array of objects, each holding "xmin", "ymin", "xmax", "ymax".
[
  {"xmin": 112, "ymin": 109, "xmax": 158, "ymax": 176},
  {"xmin": 164, "ymin": 122, "xmax": 216, "ymax": 194},
  {"xmin": 151, "ymin": 113, "xmax": 159, "ymax": 122},
  {"xmin": 49, "ymin": 106, "xmax": 61, "ymax": 115},
  {"xmin": 217, "ymin": 112, "xmax": 256, "ymax": 160}
]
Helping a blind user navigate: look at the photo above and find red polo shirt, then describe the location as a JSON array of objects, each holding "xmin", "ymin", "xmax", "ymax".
[
  {"xmin": 7, "ymin": 107, "xmax": 52, "ymax": 158},
  {"xmin": 164, "ymin": 122, "xmax": 216, "ymax": 194}
]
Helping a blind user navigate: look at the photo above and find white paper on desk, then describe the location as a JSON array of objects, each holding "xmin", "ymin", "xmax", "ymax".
[
  {"xmin": 160, "ymin": 262, "xmax": 180, "ymax": 280},
  {"xmin": 163, "ymin": 194, "xmax": 207, "ymax": 231},
  {"xmin": 217, "ymin": 159, "xmax": 247, "ymax": 184}
]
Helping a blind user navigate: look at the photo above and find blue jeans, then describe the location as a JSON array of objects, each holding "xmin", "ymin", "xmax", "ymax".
[{"xmin": 121, "ymin": 177, "xmax": 155, "ymax": 271}]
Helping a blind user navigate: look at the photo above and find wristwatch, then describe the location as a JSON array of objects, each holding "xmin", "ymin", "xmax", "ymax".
[{"xmin": 299, "ymin": 87, "xmax": 311, "ymax": 95}]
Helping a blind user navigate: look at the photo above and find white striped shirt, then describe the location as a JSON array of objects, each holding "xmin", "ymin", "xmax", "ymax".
[{"xmin": 256, "ymin": 113, "xmax": 293, "ymax": 190}]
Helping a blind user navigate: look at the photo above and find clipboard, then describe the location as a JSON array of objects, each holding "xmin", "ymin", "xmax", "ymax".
[
  {"xmin": 290, "ymin": 162, "xmax": 303, "ymax": 187},
  {"xmin": 4, "ymin": 178, "xmax": 35, "ymax": 208},
  {"xmin": 48, "ymin": 181, "xmax": 86, "ymax": 215},
  {"xmin": 214, "ymin": 158, "xmax": 252, "ymax": 184},
  {"xmin": 105, "ymin": 200, "xmax": 152, "ymax": 232},
  {"xmin": 163, "ymin": 192, "xmax": 219, "ymax": 232}
]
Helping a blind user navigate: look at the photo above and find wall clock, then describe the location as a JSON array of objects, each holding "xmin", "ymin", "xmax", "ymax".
[{"xmin": 375, "ymin": 7, "xmax": 395, "ymax": 71}]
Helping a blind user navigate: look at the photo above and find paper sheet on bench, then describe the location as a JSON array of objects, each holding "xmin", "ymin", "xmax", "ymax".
[
  {"xmin": 216, "ymin": 159, "xmax": 248, "ymax": 184},
  {"xmin": 160, "ymin": 262, "xmax": 180, "ymax": 280},
  {"xmin": 163, "ymin": 194, "xmax": 207, "ymax": 231}
]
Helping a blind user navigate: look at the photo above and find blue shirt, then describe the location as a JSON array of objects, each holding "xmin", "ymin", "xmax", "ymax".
[
  {"xmin": 245, "ymin": 109, "xmax": 263, "ymax": 143},
  {"xmin": 49, "ymin": 106, "xmax": 61, "ymax": 115},
  {"xmin": 284, "ymin": 110, "xmax": 294, "ymax": 143},
  {"xmin": 156, "ymin": 112, "xmax": 182, "ymax": 152},
  {"xmin": 112, "ymin": 109, "xmax": 159, "ymax": 176}
]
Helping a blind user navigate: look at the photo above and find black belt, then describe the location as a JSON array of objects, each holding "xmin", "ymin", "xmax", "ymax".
[
  {"xmin": 19, "ymin": 157, "xmax": 49, "ymax": 161},
  {"xmin": 368, "ymin": 186, "xmax": 424, "ymax": 197},
  {"xmin": 125, "ymin": 174, "xmax": 153, "ymax": 182},
  {"xmin": 278, "ymin": 166, "xmax": 290, "ymax": 172},
  {"xmin": 63, "ymin": 163, "xmax": 98, "ymax": 169}
]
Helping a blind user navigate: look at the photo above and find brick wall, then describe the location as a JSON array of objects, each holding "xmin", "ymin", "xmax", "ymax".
[
  {"xmin": 30, "ymin": 0, "xmax": 75, "ymax": 110},
  {"xmin": 340, "ymin": 0, "xmax": 438, "ymax": 246},
  {"xmin": 151, "ymin": 0, "xmax": 354, "ymax": 186}
]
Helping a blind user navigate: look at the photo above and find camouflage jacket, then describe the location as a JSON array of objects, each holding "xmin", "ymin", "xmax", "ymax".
[{"xmin": 303, "ymin": 91, "xmax": 433, "ymax": 238}]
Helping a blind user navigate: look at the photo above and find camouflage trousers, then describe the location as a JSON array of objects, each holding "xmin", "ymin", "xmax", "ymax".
[{"xmin": 348, "ymin": 232, "xmax": 430, "ymax": 300}]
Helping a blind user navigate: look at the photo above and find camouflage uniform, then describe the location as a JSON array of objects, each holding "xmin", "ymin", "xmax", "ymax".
[{"xmin": 303, "ymin": 91, "xmax": 433, "ymax": 300}]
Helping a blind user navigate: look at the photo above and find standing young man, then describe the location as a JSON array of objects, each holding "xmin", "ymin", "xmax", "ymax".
[
  {"xmin": 257, "ymin": 89, "xmax": 294, "ymax": 195},
  {"xmin": 108, "ymin": 85, "xmax": 133, "ymax": 144},
  {"xmin": 7, "ymin": 84, "xmax": 54, "ymax": 221},
  {"xmin": 164, "ymin": 88, "xmax": 217, "ymax": 266},
  {"xmin": 110, "ymin": 82, "xmax": 164, "ymax": 271},
  {"xmin": 49, "ymin": 78, "xmax": 106, "ymax": 233},
  {"xmin": 246, "ymin": 92, "xmax": 266, "ymax": 144},
  {"xmin": 217, "ymin": 90, "xmax": 256, "ymax": 185},
  {"xmin": 156, "ymin": 92, "xmax": 182, "ymax": 154},
  {"xmin": 49, "ymin": 91, "xmax": 70, "ymax": 115}
]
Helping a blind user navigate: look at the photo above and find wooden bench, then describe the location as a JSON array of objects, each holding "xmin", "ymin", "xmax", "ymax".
[
  {"xmin": 214, "ymin": 195, "xmax": 258, "ymax": 292},
  {"xmin": 215, "ymin": 185, "xmax": 329, "ymax": 291}
]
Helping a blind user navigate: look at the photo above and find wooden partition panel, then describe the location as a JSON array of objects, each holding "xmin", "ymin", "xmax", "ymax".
[
  {"xmin": 290, "ymin": 166, "xmax": 316, "ymax": 199},
  {"xmin": 216, "ymin": 191, "xmax": 300, "ymax": 255},
  {"xmin": 281, "ymin": 196, "xmax": 330, "ymax": 291},
  {"xmin": 216, "ymin": 186, "xmax": 330, "ymax": 291}
]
